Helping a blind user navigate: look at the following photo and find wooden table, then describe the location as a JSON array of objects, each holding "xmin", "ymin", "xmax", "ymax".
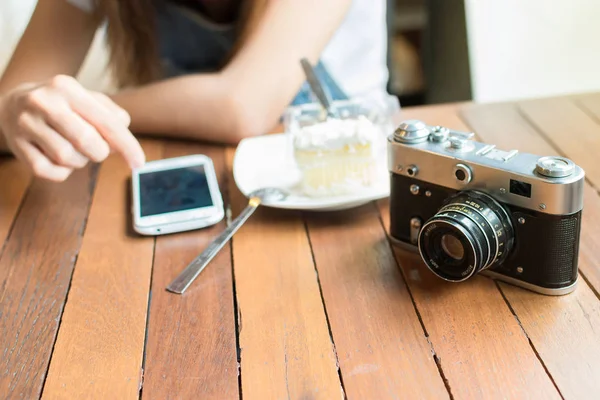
[{"xmin": 1, "ymin": 92, "xmax": 600, "ymax": 400}]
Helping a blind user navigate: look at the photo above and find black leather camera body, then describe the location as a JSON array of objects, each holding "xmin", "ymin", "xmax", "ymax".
[{"xmin": 387, "ymin": 120, "xmax": 585, "ymax": 295}]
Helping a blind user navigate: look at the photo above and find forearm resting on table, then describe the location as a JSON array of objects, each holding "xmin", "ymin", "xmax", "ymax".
[
  {"xmin": 0, "ymin": 132, "xmax": 9, "ymax": 153},
  {"xmin": 2, "ymin": 0, "xmax": 351, "ymax": 150},
  {"xmin": 114, "ymin": 0, "xmax": 352, "ymax": 145},
  {"xmin": 110, "ymin": 73, "xmax": 267, "ymax": 145}
]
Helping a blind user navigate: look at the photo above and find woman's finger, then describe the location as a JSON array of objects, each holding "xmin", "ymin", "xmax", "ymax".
[
  {"xmin": 48, "ymin": 76, "xmax": 145, "ymax": 168},
  {"xmin": 10, "ymin": 136, "xmax": 73, "ymax": 182},
  {"xmin": 18, "ymin": 112, "xmax": 89, "ymax": 168},
  {"xmin": 90, "ymin": 92, "xmax": 131, "ymax": 126},
  {"xmin": 34, "ymin": 95, "xmax": 112, "ymax": 163}
]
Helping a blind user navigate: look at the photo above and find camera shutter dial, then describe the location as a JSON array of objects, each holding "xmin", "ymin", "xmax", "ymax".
[
  {"xmin": 449, "ymin": 137, "xmax": 467, "ymax": 149},
  {"xmin": 535, "ymin": 156, "xmax": 575, "ymax": 178},
  {"xmin": 430, "ymin": 126, "xmax": 450, "ymax": 142},
  {"xmin": 446, "ymin": 136, "xmax": 475, "ymax": 153}
]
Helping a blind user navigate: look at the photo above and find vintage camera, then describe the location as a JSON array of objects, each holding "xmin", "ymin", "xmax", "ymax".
[{"xmin": 387, "ymin": 119, "xmax": 585, "ymax": 295}]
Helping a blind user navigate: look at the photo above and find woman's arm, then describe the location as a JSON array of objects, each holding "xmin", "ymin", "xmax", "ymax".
[
  {"xmin": 111, "ymin": 0, "xmax": 353, "ymax": 144},
  {"xmin": 0, "ymin": 1, "xmax": 98, "ymax": 91},
  {"xmin": 0, "ymin": 131, "xmax": 7, "ymax": 153}
]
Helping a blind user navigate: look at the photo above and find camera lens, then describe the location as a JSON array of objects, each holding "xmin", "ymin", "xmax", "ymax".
[
  {"xmin": 441, "ymin": 234, "xmax": 464, "ymax": 260},
  {"xmin": 418, "ymin": 191, "xmax": 514, "ymax": 282}
]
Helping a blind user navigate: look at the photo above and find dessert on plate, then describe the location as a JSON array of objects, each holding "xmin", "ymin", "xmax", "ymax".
[
  {"xmin": 290, "ymin": 114, "xmax": 382, "ymax": 197},
  {"xmin": 284, "ymin": 95, "xmax": 399, "ymax": 198}
]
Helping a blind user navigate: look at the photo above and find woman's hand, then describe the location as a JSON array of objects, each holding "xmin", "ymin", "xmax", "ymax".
[{"xmin": 0, "ymin": 75, "xmax": 145, "ymax": 182}]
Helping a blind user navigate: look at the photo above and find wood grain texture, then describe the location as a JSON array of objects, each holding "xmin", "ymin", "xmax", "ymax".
[
  {"xmin": 142, "ymin": 143, "xmax": 239, "ymax": 400},
  {"xmin": 518, "ymin": 97, "xmax": 600, "ymax": 189},
  {"xmin": 305, "ymin": 204, "xmax": 449, "ymax": 399},
  {"xmin": 0, "ymin": 167, "xmax": 95, "ymax": 399},
  {"xmin": 577, "ymin": 186, "xmax": 600, "ymax": 295},
  {"xmin": 381, "ymin": 104, "xmax": 561, "ymax": 399},
  {"xmin": 575, "ymin": 93, "xmax": 600, "ymax": 122},
  {"xmin": 515, "ymin": 97, "xmax": 600, "ymax": 294},
  {"xmin": 461, "ymin": 102, "xmax": 600, "ymax": 398},
  {"xmin": 226, "ymin": 148, "xmax": 343, "ymax": 400},
  {"xmin": 499, "ymin": 280, "xmax": 600, "ymax": 398},
  {"xmin": 462, "ymin": 100, "xmax": 600, "ymax": 295},
  {"xmin": 41, "ymin": 141, "xmax": 162, "ymax": 400},
  {"xmin": 0, "ymin": 158, "xmax": 30, "ymax": 251}
]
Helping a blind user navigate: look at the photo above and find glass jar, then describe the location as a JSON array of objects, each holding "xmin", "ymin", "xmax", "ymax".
[{"xmin": 283, "ymin": 93, "xmax": 400, "ymax": 198}]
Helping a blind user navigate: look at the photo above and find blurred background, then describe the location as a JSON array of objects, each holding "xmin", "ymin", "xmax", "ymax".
[
  {"xmin": 389, "ymin": 0, "xmax": 600, "ymax": 105},
  {"xmin": 3, "ymin": 0, "xmax": 600, "ymax": 106}
]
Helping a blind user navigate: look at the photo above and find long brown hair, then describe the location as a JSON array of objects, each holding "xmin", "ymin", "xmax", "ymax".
[{"xmin": 95, "ymin": 0, "xmax": 267, "ymax": 88}]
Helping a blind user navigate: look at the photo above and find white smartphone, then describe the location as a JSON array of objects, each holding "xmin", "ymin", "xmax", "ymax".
[{"xmin": 131, "ymin": 154, "xmax": 225, "ymax": 235}]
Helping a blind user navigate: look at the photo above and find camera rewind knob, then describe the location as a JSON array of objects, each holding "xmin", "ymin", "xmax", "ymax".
[
  {"xmin": 535, "ymin": 156, "xmax": 575, "ymax": 178},
  {"xmin": 394, "ymin": 120, "xmax": 430, "ymax": 144}
]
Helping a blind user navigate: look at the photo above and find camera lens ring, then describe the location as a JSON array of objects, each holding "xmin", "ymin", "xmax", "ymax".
[
  {"xmin": 441, "ymin": 191, "xmax": 513, "ymax": 266},
  {"xmin": 418, "ymin": 191, "xmax": 514, "ymax": 282},
  {"xmin": 438, "ymin": 203, "xmax": 497, "ymax": 266},
  {"xmin": 436, "ymin": 208, "xmax": 492, "ymax": 269},
  {"xmin": 418, "ymin": 218, "xmax": 481, "ymax": 282}
]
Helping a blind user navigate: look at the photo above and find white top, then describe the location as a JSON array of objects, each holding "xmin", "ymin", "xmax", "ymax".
[{"xmin": 66, "ymin": 0, "xmax": 389, "ymax": 98}]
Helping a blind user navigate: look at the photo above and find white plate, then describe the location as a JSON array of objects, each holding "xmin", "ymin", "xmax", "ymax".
[{"xmin": 232, "ymin": 134, "xmax": 390, "ymax": 211}]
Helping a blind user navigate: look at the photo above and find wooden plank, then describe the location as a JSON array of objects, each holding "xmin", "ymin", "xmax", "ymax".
[
  {"xmin": 41, "ymin": 141, "xmax": 162, "ymax": 400},
  {"xmin": 575, "ymin": 92, "xmax": 600, "ymax": 122},
  {"xmin": 500, "ymin": 280, "xmax": 600, "ymax": 398},
  {"xmin": 376, "ymin": 104, "xmax": 561, "ymax": 399},
  {"xmin": 518, "ymin": 97, "xmax": 600, "ymax": 189},
  {"xmin": 577, "ymin": 186, "xmax": 600, "ymax": 295},
  {"xmin": 225, "ymin": 148, "xmax": 343, "ymax": 399},
  {"xmin": 141, "ymin": 142, "xmax": 239, "ymax": 399},
  {"xmin": 0, "ymin": 167, "xmax": 96, "ymax": 399},
  {"xmin": 517, "ymin": 97, "xmax": 600, "ymax": 294},
  {"xmin": 517, "ymin": 95, "xmax": 600, "ymax": 292},
  {"xmin": 475, "ymin": 100, "xmax": 600, "ymax": 294},
  {"xmin": 461, "ymin": 102, "xmax": 600, "ymax": 398},
  {"xmin": 0, "ymin": 158, "xmax": 31, "ymax": 251},
  {"xmin": 305, "ymin": 204, "xmax": 449, "ymax": 399}
]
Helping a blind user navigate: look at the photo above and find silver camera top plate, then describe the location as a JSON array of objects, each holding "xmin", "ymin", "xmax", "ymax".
[{"xmin": 388, "ymin": 120, "xmax": 585, "ymax": 215}]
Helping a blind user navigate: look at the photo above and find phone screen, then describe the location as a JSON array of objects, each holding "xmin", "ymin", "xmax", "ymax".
[{"xmin": 138, "ymin": 165, "xmax": 214, "ymax": 217}]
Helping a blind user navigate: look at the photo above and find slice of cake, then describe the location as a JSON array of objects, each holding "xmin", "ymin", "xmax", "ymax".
[{"xmin": 292, "ymin": 115, "xmax": 381, "ymax": 197}]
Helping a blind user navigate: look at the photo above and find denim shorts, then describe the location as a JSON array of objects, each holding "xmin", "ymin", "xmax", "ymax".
[{"xmin": 155, "ymin": 4, "xmax": 349, "ymax": 106}]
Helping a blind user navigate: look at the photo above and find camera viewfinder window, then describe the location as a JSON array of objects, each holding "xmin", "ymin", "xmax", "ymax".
[{"xmin": 509, "ymin": 179, "xmax": 532, "ymax": 198}]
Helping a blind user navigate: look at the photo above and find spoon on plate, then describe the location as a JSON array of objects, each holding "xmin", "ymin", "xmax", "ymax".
[
  {"xmin": 300, "ymin": 57, "xmax": 338, "ymax": 119},
  {"xmin": 166, "ymin": 187, "xmax": 288, "ymax": 294}
]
